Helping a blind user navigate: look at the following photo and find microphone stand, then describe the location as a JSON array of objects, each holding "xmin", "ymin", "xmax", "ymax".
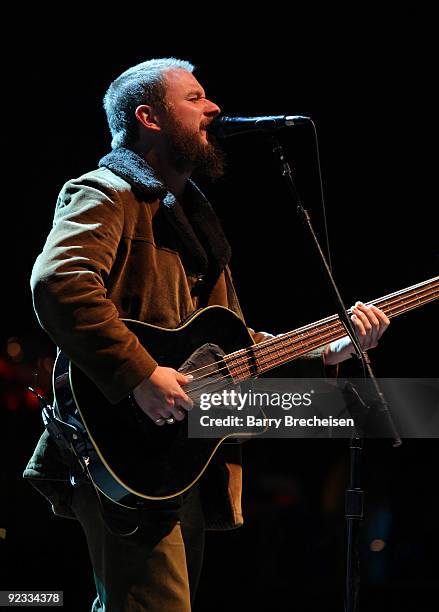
[{"xmin": 270, "ymin": 136, "xmax": 401, "ymax": 612}]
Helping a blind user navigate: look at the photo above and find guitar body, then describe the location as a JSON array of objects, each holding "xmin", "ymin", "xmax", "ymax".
[
  {"xmin": 53, "ymin": 306, "xmax": 254, "ymax": 506},
  {"xmin": 51, "ymin": 276, "xmax": 439, "ymax": 507}
]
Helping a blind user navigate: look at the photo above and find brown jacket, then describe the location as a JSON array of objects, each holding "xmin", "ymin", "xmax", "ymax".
[{"xmin": 24, "ymin": 147, "xmax": 326, "ymax": 529}]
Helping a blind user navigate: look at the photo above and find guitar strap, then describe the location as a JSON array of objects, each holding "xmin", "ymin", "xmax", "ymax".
[{"xmin": 41, "ymin": 388, "xmax": 142, "ymax": 536}]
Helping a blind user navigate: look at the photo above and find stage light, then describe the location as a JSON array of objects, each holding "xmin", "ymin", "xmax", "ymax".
[
  {"xmin": 7, "ymin": 338, "xmax": 23, "ymax": 360},
  {"xmin": 370, "ymin": 539, "xmax": 386, "ymax": 552}
]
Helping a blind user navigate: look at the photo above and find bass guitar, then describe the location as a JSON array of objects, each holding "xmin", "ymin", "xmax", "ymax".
[{"xmin": 52, "ymin": 276, "xmax": 438, "ymax": 506}]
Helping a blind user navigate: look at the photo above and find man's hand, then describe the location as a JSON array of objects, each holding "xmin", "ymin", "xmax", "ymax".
[
  {"xmin": 133, "ymin": 366, "xmax": 193, "ymax": 425},
  {"xmin": 324, "ymin": 302, "xmax": 390, "ymax": 366}
]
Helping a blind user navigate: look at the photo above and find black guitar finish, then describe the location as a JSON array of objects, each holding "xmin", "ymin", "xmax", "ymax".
[
  {"xmin": 52, "ymin": 276, "xmax": 439, "ymax": 506},
  {"xmin": 53, "ymin": 306, "xmax": 254, "ymax": 506}
]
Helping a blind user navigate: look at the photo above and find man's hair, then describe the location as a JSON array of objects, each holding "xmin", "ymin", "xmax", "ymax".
[{"xmin": 103, "ymin": 58, "xmax": 195, "ymax": 149}]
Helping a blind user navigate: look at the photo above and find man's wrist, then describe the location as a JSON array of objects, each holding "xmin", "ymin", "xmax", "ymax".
[
  {"xmin": 323, "ymin": 341, "xmax": 350, "ymax": 366},
  {"xmin": 134, "ymin": 364, "xmax": 158, "ymax": 392},
  {"xmin": 323, "ymin": 343, "xmax": 335, "ymax": 366}
]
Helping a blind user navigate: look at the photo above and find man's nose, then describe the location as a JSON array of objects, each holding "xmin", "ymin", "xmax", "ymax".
[{"xmin": 204, "ymin": 99, "xmax": 221, "ymax": 117}]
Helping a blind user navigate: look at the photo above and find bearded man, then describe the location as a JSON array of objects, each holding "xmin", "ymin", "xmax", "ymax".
[{"xmin": 23, "ymin": 58, "xmax": 389, "ymax": 611}]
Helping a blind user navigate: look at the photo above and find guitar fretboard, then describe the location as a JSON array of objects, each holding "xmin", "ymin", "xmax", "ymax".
[{"xmin": 224, "ymin": 276, "xmax": 439, "ymax": 381}]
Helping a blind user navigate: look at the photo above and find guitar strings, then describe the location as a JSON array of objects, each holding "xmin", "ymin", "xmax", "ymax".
[
  {"xmin": 186, "ymin": 280, "xmax": 439, "ymax": 382},
  {"xmin": 183, "ymin": 281, "xmax": 439, "ymax": 394},
  {"xmin": 186, "ymin": 277, "xmax": 439, "ymax": 380},
  {"xmin": 186, "ymin": 285, "xmax": 439, "ymax": 392},
  {"xmin": 185, "ymin": 290, "xmax": 438, "ymax": 397},
  {"xmin": 186, "ymin": 325, "xmax": 344, "ymax": 395}
]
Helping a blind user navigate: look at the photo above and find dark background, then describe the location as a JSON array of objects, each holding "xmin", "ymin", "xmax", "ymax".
[{"xmin": 1, "ymin": 23, "xmax": 438, "ymax": 611}]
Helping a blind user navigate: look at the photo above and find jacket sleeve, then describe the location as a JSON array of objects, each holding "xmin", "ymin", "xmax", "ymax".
[{"xmin": 31, "ymin": 176, "xmax": 157, "ymax": 404}]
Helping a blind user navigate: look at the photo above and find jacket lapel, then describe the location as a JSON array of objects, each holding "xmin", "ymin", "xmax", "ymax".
[{"xmin": 98, "ymin": 148, "xmax": 232, "ymax": 302}]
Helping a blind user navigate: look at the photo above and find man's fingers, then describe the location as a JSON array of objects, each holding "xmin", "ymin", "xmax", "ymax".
[
  {"xmin": 176, "ymin": 391, "xmax": 193, "ymax": 412},
  {"xmin": 370, "ymin": 305, "xmax": 390, "ymax": 338},
  {"xmin": 154, "ymin": 398, "xmax": 175, "ymax": 420},
  {"xmin": 162, "ymin": 403, "xmax": 189, "ymax": 421},
  {"xmin": 353, "ymin": 304, "xmax": 373, "ymax": 331},
  {"xmin": 173, "ymin": 408, "xmax": 187, "ymax": 421},
  {"xmin": 136, "ymin": 367, "xmax": 196, "ymax": 424},
  {"xmin": 351, "ymin": 302, "xmax": 390, "ymax": 349},
  {"xmin": 163, "ymin": 390, "xmax": 193, "ymax": 421},
  {"xmin": 358, "ymin": 303, "xmax": 390, "ymax": 345},
  {"xmin": 173, "ymin": 371, "xmax": 194, "ymax": 412},
  {"xmin": 351, "ymin": 311, "xmax": 366, "ymax": 341},
  {"xmin": 176, "ymin": 372, "xmax": 194, "ymax": 386},
  {"xmin": 149, "ymin": 390, "xmax": 192, "ymax": 425},
  {"xmin": 355, "ymin": 302, "xmax": 379, "ymax": 326},
  {"xmin": 355, "ymin": 302, "xmax": 379, "ymax": 346}
]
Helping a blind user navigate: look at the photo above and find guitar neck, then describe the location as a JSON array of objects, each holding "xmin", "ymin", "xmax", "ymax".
[{"xmin": 224, "ymin": 276, "xmax": 439, "ymax": 381}]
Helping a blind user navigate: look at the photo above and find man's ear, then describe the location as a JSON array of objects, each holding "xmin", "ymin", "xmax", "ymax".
[{"xmin": 135, "ymin": 105, "xmax": 161, "ymax": 132}]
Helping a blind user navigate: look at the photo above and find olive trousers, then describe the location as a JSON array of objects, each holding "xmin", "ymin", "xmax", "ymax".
[{"xmin": 71, "ymin": 482, "xmax": 205, "ymax": 611}]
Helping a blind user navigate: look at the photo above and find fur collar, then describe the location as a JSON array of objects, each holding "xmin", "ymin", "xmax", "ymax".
[
  {"xmin": 98, "ymin": 147, "xmax": 232, "ymax": 304},
  {"xmin": 99, "ymin": 147, "xmax": 167, "ymax": 200}
]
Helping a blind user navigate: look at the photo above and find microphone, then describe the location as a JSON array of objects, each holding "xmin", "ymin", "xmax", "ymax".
[{"xmin": 208, "ymin": 114, "xmax": 311, "ymax": 138}]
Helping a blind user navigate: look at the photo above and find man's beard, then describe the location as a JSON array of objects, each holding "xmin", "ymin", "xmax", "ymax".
[{"xmin": 161, "ymin": 111, "xmax": 226, "ymax": 180}]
